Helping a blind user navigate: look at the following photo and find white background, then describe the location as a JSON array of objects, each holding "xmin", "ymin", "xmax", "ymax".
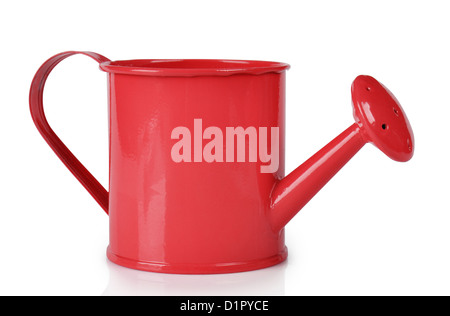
[{"xmin": 1, "ymin": 0, "xmax": 449, "ymax": 296}]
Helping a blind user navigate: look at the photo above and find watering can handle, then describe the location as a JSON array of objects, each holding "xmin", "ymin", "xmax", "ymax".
[{"xmin": 29, "ymin": 51, "xmax": 110, "ymax": 214}]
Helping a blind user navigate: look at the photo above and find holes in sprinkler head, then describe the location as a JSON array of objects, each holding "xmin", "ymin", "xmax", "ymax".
[
  {"xmin": 366, "ymin": 86, "xmax": 371, "ymax": 91},
  {"xmin": 393, "ymin": 108, "xmax": 399, "ymax": 116},
  {"xmin": 382, "ymin": 123, "xmax": 387, "ymax": 130}
]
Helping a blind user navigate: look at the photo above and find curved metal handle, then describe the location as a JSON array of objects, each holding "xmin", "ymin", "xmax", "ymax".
[{"xmin": 29, "ymin": 51, "xmax": 111, "ymax": 214}]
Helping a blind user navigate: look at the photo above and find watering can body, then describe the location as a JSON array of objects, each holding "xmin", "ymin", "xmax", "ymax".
[
  {"xmin": 106, "ymin": 62, "xmax": 288, "ymax": 273},
  {"xmin": 30, "ymin": 52, "xmax": 414, "ymax": 274}
]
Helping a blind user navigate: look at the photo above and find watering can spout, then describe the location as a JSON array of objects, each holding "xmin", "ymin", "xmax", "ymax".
[{"xmin": 269, "ymin": 75, "xmax": 414, "ymax": 232}]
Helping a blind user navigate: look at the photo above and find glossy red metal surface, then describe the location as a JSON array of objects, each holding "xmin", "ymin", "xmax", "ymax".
[
  {"xmin": 100, "ymin": 59, "xmax": 290, "ymax": 77},
  {"xmin": 29, "ymin": 52, "xmax": 414, "ymax": 274},
  {"xmin": 269, "ymin": 75, "xmax": 415, "ymax": 231},
  {"xmin": 270, "ymin": 123, "xmax": 365, "ymax": 232},
  {"xmin": 352, "ymin": 75, "xmax": 414, "ymax": 162},
  {"xmin": 29, "ymin": 51, "xmax": 110, "ymax": 213}
]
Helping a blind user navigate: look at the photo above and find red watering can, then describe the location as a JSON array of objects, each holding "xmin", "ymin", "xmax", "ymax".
[{"xmin": 30, "ymin": 51, "xmax": 414, "ymax": 274}]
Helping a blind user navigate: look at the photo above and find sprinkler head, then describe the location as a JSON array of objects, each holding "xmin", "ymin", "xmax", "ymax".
[{"xmin": 351, "ymin": 75, "xmax": 414, "ymax": 162}]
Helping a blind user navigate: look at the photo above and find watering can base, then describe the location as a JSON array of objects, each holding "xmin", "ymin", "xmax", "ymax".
[{"xmin": 106, "ymin": 246, "xmax": 288, "ymax": 274}]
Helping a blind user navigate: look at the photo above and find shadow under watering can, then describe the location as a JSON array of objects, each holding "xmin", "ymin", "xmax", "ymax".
[
  {"xmin": 29, "ymin": 51, "xmax": 414, "ymax": 274},
  {"xmin": 102, "ymin": 259, "xmax": 287, "ymax": 296}
]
